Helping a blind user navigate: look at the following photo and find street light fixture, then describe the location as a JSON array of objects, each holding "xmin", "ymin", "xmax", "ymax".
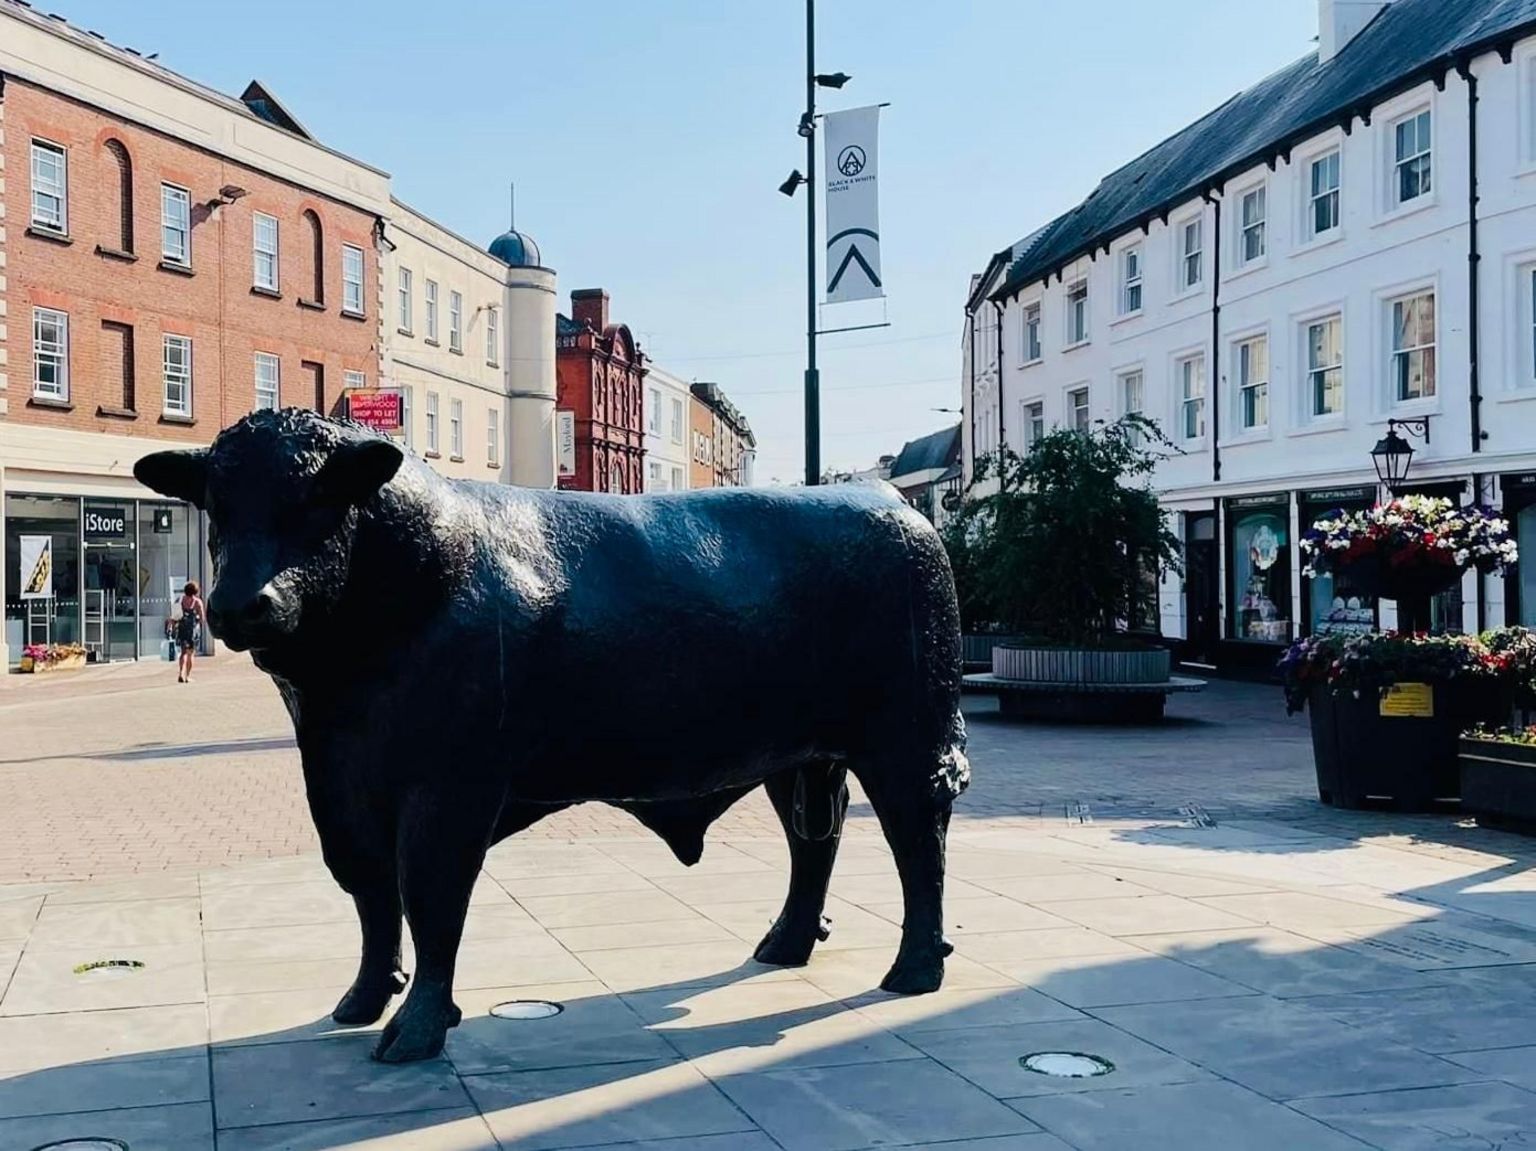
[
  {"xmin": 1370, "ymin": 416, "xmax": 1432, "ymax": 495},
  {"xmin": 815, "ymin": 72, "xmax": 852, "ymax": 89},
  {"xmin": 779, "ymin": 170, "xmax": 807, "ymax": 197}
]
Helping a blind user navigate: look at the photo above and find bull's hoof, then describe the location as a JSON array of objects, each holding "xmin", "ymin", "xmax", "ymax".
[
  {"xmin": 332, "ymin": 971, "xmax": 407, "ymax": 1026},
  {"xmin": 753, "ymin": 915, "xmax": 829, "ymax": 967},
  {"xmin": 880, "ymin": 954, "xmax": 944, "ymax": 995},
  {"xmin": 371, "ymin": 1000, "xmax": 462, "ymax": 1063}
]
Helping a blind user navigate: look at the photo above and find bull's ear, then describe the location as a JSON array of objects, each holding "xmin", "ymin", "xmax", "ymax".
[
  {"xmin": 134, "ymin": 449, "xmax": 209, "ymax": 508},
  {"xmin": 312, "ymin": 439, "xmax": 404, "ymax": 507}
]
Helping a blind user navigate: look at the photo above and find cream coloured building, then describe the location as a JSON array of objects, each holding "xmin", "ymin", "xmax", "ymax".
[{"xmin": 380, "ymin": 202, "xmax": 556, "ymax": 487}]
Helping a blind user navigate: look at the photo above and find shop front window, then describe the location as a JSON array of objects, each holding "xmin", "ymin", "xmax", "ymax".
[
  {"xmin": 1227, "ymin": 497, "xmax": 1291, "ymax": 643},
  {"xmin": 1302, "ymin": 490, "xmax": 1378, "ymax": 638},
  {"xmin": 5, "ymin": 494, "xmax": 82, "ymax": 662},
  {"xmin": 139, "ymin": 501, "xmax": 203, "ymax": 657}
]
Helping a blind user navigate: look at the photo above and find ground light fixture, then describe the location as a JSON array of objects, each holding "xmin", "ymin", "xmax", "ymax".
[
  {"xmin": 28, "ymin": 1140, "xmax": 131, "ymax": 1150},
  {"xmin": 1020, "ymin": 1051, "xmax": 1115, "ymax": 1078},
  {"xmin": 490, "ymin": 999, "xmax": 564, "ymax": 1020},
  {"xmin": 1370, "ymin": 416, "xmax": 1432, "ymax": 495}
]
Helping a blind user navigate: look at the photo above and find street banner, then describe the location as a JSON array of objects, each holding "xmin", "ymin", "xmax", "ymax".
[
  {"xmin": 556, "ymin": 411, "xmax": 576, "ymax": 477},
  {"xmin": 346, "ymin": 388, "xmax": 402, "ymax": 433},
  {"xmin": 19, "ymin": 535, "xmax": 52, "ymax": 599},
  {"xmin": 824, "ymin": 105, "xmax": 883, "ymax": 304}
]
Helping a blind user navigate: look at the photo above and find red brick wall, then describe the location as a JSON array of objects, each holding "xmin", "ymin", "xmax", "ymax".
[
  {"xmin": 555, "ymin": 304, "xmax": 646, "ymax": 493},
  {"xmin": 2, "ymin": 79, "xmax": 379, "ymax": 443}
]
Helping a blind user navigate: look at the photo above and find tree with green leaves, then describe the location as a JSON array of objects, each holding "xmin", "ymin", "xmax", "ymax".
[{"xmin": 943, "ymin": 415, "xmax": 1182, "ymax": 647}]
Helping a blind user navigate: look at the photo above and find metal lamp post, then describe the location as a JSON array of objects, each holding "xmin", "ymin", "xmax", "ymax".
[
  {"xmin": 778, "ymin": 0, "xmax": 850, "ymax": 486},
  {"xmin": 1370, "ymin": 417, "xmax": 1432, "ymax": 497}
]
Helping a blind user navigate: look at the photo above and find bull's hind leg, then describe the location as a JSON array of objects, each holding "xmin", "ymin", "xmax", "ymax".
[
  {"xmin": 856, "ymin": 755, "xmax": 962, "ymax": 995},
  {"xmin": 332, "ymin": 880, "xmax": 405, "ymax": 1025},
  {"xmin": 755, "ymin": 763, "xmax": 847, "ymax": 966},
  {"xmin": 374, "ymin": 783, "xmax": 500, "ymax": 1063}
]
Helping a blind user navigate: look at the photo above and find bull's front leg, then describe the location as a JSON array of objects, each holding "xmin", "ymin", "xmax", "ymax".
[{"xmin": 373, "ymin": 779, "xmax": 503, "ymax": 1063}]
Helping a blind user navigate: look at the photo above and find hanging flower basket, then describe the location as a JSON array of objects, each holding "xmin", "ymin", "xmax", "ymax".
[{"xmin": 1303, "ymin": 497, "xmax": 1516, "ymax": 586}]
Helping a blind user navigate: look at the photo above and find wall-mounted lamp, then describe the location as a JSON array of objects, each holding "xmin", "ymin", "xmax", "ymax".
[{"xmin": 207, "ymin": 185, "xmax": 249, "ymax": 210}]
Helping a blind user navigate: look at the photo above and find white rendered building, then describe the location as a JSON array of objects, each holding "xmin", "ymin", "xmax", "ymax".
[{"xmin": 643, "ymin": 365, "xmax": 692, "ymax": 492}]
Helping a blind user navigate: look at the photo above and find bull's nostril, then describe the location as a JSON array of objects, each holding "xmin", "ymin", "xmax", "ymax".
[{"xmin": 242, "ymin": 592, "xmax": 276, "ymax": 625}]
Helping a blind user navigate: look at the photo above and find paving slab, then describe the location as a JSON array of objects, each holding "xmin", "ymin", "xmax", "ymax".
[
  {"xmin": 0, "ymin": 1002, "xmax": 207, "ymax": 1071},
  {"xmin": 1097, "ymin": 995, "xmax": 1478, "ymax": 1100},
  {"xmin": 1046, "ymin": 893, "xmax": 1261, "ymax": 936},
  {"xmin": 713, "ymin": 1056, "xmax": 1043, "ymax": 1151},
  {"xmin": 0, "ymin": 1051, "xmax": 209, "ymax": 1118},
  {"xmin": 574, "ymin": 940, "xmax": 800, "ymax": 994},
  {"xmin": 988, "ymin": 951, "xmax": 1255, "ymax": 1008},
  {"xmin": 446, "ymin": 981, "xmax": 674, "ymax": 1075},
  {"xmin": 863, "ymin": 893, "xmax": 1074, "ymax": 935},
  {"xmin": 795, "ymin": 946, "xmax": 1017, "ymax": 999},
  {"xmin": 0, "ymin": 896, "xmax": 44, "ymax": 940},
  {"xmin": 1015, "ymin": 1080, "xmax": 1376, "ymax": 1150},
  {"xmin": 951, "ymin": 926, "xmax": 1142, "ymax": 965},
  {"xmin": 28, "ymin": 895, "xmax": 202, "ymax": 947},
  {"xmin": 843, "ymin": 984, "xmax": 1082, "ymax": 1034},
  {"xmin": 216, "ymin": 1108, "xmax": 501, "ymax": 1151},
  {"xmin": 1444, "ymin": 1044, "xmax": 1536, "ymax": 1092},
  {"xmin": 548, "ymin": 915, "xmax": 737, "ymax": 954},
  {"xmin": 213, "ymin": 1032, "xmax": 471, "ymax": 1128},
  {"xmin": 907, "ymin": 1016, "xmax": 1212, "ymax": 1099},
  {"xmin": 465, "ymin": 1058, "xmax": 756, "ymax": 1151},
  {"xmin": 2, "ymin": 941, "xmax": 206, "ymax": 1014},
  {"xmin": 1291, "ymin": 1082, "xmax": 1536, "ymax": 1149},
  {"xmin": 0, "ymin": 1101, "xmax": 214, "ymax": 1151},
  {"xmin": 1301, "ymin": 981, "xmax": 1536, "ymax": 1055},
  {"xmin": 698, "ymin": 895, "xmax": 901, "ymax": 952}
]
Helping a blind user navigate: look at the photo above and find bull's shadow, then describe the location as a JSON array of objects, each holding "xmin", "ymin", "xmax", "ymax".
[{"xmin": 8, "ymin": 841, "xmax": 1536, "ymax": 1150}]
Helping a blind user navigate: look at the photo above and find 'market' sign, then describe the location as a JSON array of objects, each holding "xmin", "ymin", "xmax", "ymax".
[{"xmin": 824, "ymin": 105, "xmax": 883, "ymax": 305}]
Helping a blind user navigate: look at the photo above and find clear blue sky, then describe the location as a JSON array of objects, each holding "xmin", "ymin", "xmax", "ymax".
[{"xmin": 54, "ymin": 0, "xmax": 1320, "ymax": 482}]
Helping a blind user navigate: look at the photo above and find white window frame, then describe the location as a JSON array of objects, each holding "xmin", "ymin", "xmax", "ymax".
[
  {"xmin": 1391, "ymin": 106, "xmax": 1433, "ymax": 209},
  {"xmin": 32, "ymin": 307, "xmax": 69, "ymax": 401},
  {"xmin": 1236, "ymin": 182, "xmax": 1267, "ymax": 267},
  {"xmin": 1306, "ymin": 148, "xmax": 1342, "ymax": 241},
  {"xmin": 161, "ymin": 183, "xmax": 191, "ymax": 266},
  {"xmin": 648, "ymin": 460, "xmax": 663, "ymax": 491},
  {"xmin": 449, "ymin": 291, "xmax": 463, "ymax": 353},
  {"xmin": 425, "ymin": 391, "xmax": 440, "ymax": 454},
  {"xmin": 1523, "ymin": 49, "xmax": 1536, "ymax": 171},
  {"xmin": 342, "ymin": 245, "xmax": 364, "ymax": 315},
  {"xmin": 1233, "ymin": 332, "xmax": 1270, "ymax": 433},
  {"xmin": 252, "ymin": 212, "xmax": 280, "ymax": 292},
  {"xmin": 398, "ymin": 267, "xmax": 413, "ymax": 333},
  {"xmin": 1174, "ymin": 351, "xmax": 1206, "ymax": 444},
  {"xmin": 162, "ymin": 333, "xmax": 193, "ymax": 417},
  {"xmin": 254, "ymin": 352, "xmax": 280, "ymax": 411},
  {"xmin": 487, "ymin": 407, "xmax": 500, "ymax": 467},
  {"xmin": 30, "ymin": 138, "xmax": 67, "ymax": 233},
  {"xmin": 1118, "ymin": 246, "xmax": 1143, "ymax": 317},
  {"xmin": 1021, "ymin": 399, "xmax": 1045, "ymax": 450},
  {"xmin": 1065, "ymin": 278, "xmax": 1089, "ymax": 347},
  {"xmin": 1388, "ymin": 287, "xmax": 1437, "ymax": 405},
  {"xmin": 670, "ymin": 465, "xmax": 685, "ymax": 491},
  {"xmin": 1177, "ymin": 214, "xmax": 1204, "ymax": 292},
  {"xmin": 486, "ymin": 307, "xmax": 499, "ymax": 366},
  {"xmin": 400, "ymin": 387, "xmax": 414, "ymax": 451},
  {"xmin": 670, "ymin": 397, "xmax": 685, "ymax": 443},
  {"xmin": 344, "ymin": 369, "xmax": 366, "ymax": 392},
  {"xmin": 425, "ymin": 280, "xmax": 439, "ymax": 342},
  {"xmin": 648, "ymin": 387, "xmax": 663, "ymax": 433},
  {"xmin": 1067, "ymin": 385, "xmax": 1091, "ymax": 432},
  {"xmin": 450, "ymin": 397, "xmax": 464, "ymax": 458},
  {"xmin": 1118, "ymin": 367, "xmax": 1145, "ymax": 423},
  {"xmin": 1302, "ymin": 312, "xmax": 1345, "ymax": 421},
  {"xmin": 1022, "ymin": 300, "xmax": 1043, "ymax": 363}
]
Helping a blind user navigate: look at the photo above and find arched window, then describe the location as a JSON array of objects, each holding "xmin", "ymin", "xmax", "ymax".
[
  {"xmin": 104, "ymin": 139, "xmax": 133, "ymax": 253},
  {"xmin": 302, "ymin": 210, "xmax": 324, "ymax": 304}
]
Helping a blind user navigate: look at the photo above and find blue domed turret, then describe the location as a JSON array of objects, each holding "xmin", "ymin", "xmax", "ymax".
[{"xmin": 489, "ymin": 229, "xmax": 541, "ymax": 268}]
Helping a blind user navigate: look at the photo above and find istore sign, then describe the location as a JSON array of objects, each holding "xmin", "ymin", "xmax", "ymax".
[{"xmin": 84, "ymin": 507, "xmax": 128, "ymax": 540}]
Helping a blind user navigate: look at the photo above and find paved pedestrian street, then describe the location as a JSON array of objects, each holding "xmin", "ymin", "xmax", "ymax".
[{"xmin": 7, "ymin": 658, "xmax": 1536, "ymax": 1148}]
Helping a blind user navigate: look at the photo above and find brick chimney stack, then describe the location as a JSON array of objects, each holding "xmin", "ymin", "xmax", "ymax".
[{"xmin": 571, "ymin": 288, "xmax": 610, "ymax": 333}]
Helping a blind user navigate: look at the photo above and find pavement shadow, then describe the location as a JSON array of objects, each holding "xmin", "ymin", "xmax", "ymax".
[
  {"xmin": 0, "ymin": 736, "xmax": 296, "ymax": 766},
  {"xmin": 8, "ymin": 860, "xmax": 1536, "ymax": 1150}
]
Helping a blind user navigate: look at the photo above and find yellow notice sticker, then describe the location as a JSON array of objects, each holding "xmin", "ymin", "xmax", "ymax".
[{"xmin": 1380, "ymin": 682, "xmax": 1434, "ymax": 718}]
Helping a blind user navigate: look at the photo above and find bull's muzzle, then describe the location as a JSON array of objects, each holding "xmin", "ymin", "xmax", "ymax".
[{"xmin": 206, "ymin": 584, "xmax": 292, "ymax": 651}]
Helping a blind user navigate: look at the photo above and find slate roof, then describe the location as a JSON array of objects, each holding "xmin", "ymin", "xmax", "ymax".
[
  {"xmin": 990, "ymin": 0, "xmax": 1536, "ymax": 302},
  {"xmin": 890, "ymin": 424, "xmax": 962, "ymax": 481}
]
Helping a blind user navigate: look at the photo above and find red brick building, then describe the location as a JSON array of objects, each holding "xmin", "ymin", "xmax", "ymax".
[
  {"xmin": 555, "ymin": 289, "xmax": 646, "ymax": 493},
  {"xmin": 0, "ymin": 3, "xmax": 392, "ymax": 665}
]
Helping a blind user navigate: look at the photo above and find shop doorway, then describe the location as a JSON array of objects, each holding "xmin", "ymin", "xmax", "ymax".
[
  {"xmin": 83, "ymin": 501, "xmax": 137, "ymax": 662},
  {"xmin": 4, "ymin": 493, "xmax": 81, "ymax": 659},
  {"xmin": 1183, "ymin": 511, "xmax": 1218, "ymax": 665}
]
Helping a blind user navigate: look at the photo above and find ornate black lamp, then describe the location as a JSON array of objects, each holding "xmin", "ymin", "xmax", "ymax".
[{"xmin": 1370, "ymin": 417, "xmax": 1431, "ymax": 496}]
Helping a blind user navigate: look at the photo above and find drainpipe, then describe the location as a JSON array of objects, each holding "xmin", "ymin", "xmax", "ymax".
[
  {"xmin": 966, "ymin": 305, "xmax": 977, "ymax": 479},
  {"xmin": 993, "ymin": 300, "xmax": 1006, "ymax": 453},
  {"xmin": 1204, "ymin": 191, "xmax": 1223, "ymax": 483},
  {"xmin": 1460, "ymin": 60, "xmax": 1485, "ymax": 455}
]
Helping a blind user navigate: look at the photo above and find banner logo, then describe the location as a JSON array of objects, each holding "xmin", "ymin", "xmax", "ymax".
[{"xmin": 824, "ymin": 106, "xmax": 884, "ymax": 304}]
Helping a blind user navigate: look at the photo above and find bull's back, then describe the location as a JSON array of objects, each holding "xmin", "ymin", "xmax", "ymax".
[{"xmin": 506, "ymin": 484, "xmax": 960, "ymax": 789}]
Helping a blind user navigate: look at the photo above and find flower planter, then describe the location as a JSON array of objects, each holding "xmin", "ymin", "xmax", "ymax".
[
  {"xmin": 18, "ymin": 652, "xmax": 86, "ymax": 674},
  {"xmin": 992, "ymin": 645, "xmax": 1170, "ymax": 685},
  {"xmin": 1460, "ymin": 737, "xmax": 1536, "ymax": 827},
  {"xmin": 1307, "ymin": 682, "xmax": 1506, "ymax": 810}
]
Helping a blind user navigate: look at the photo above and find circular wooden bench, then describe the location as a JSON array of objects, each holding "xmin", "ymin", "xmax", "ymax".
[{"xmin": 962, "ymin": 673, "xmax": 1208, "ymax": 723}]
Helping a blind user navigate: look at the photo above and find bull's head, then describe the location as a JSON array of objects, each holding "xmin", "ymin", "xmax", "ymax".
[{"xmin": 134, "ymin": 409, "xmax": 403, "ymax": 653}]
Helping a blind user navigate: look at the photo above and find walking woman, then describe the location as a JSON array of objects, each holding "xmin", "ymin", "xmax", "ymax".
[{"xmin": 175, "ymin": 581, "xmax": 206, "ymax": 683}]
